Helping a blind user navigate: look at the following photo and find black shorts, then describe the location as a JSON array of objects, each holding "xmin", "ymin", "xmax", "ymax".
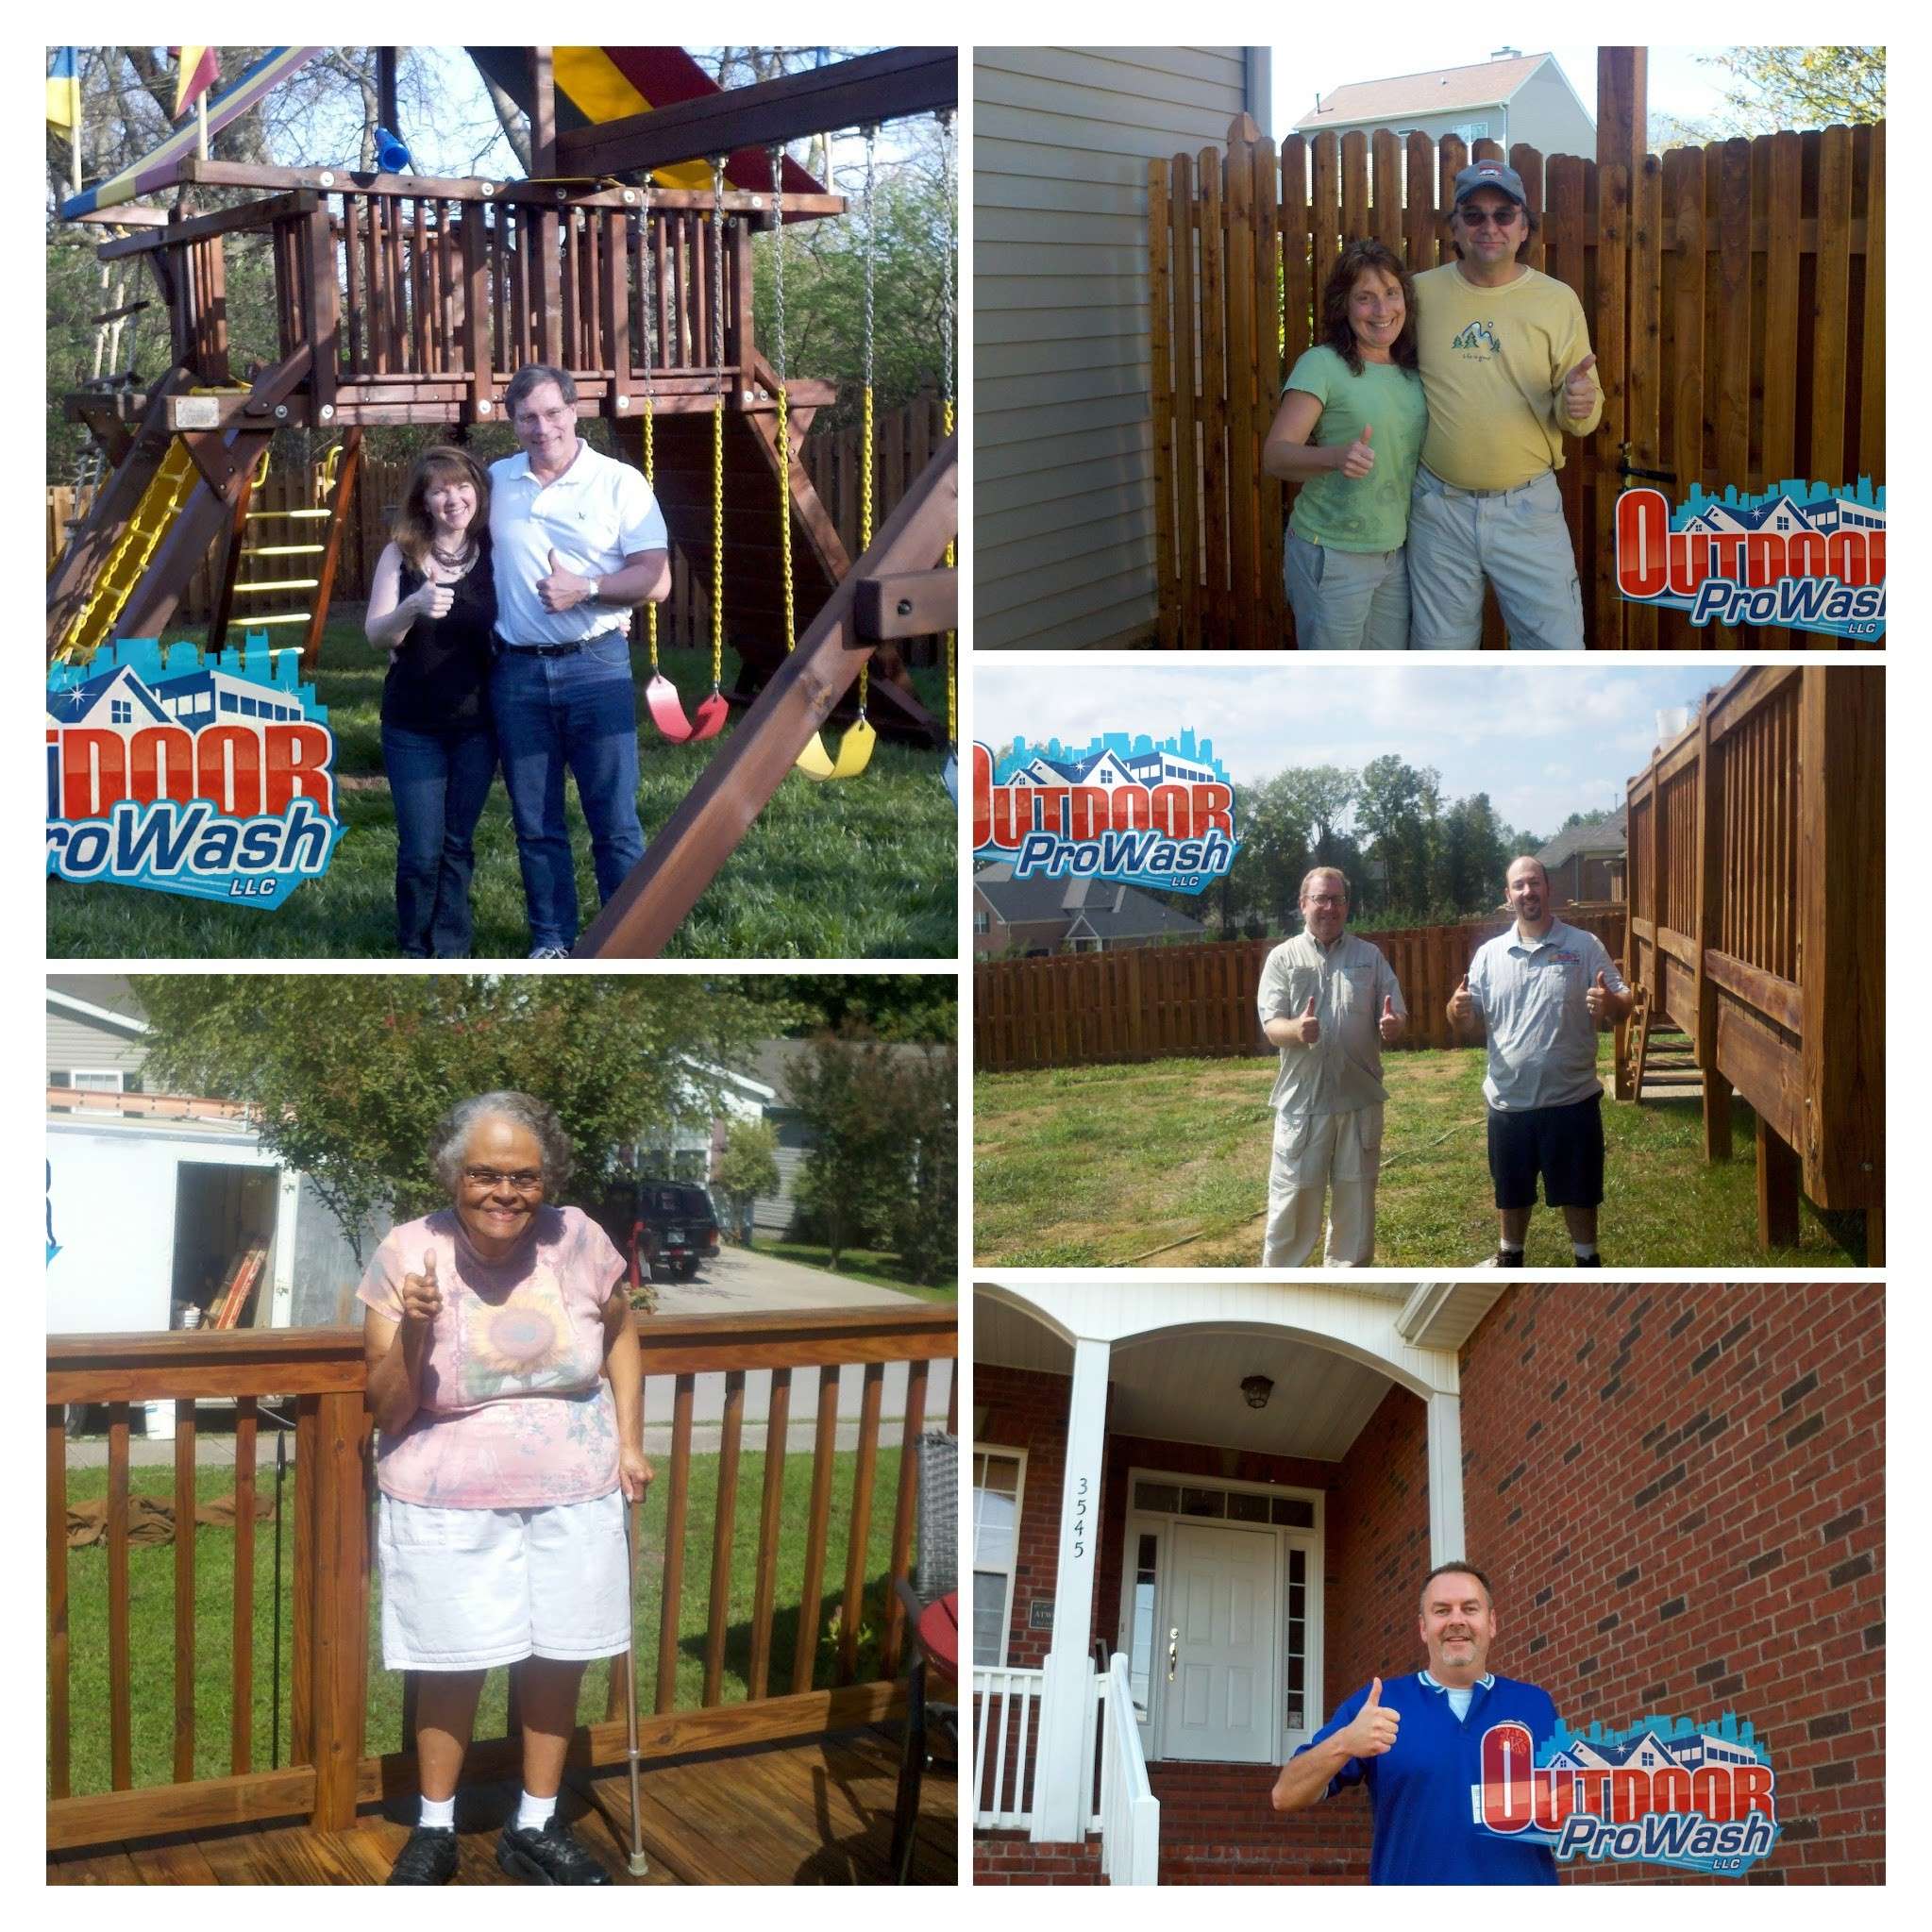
[{"xmin": 1486, "ymin": 1093, "xmax": 1604, "ymax": 1211}]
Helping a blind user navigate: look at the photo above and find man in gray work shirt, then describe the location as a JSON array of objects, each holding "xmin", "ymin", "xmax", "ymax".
[
  {"xmin": 1448, "ymin": 855, "xmax": 1632, "ymax": 1266},
  {"xmin": 1257, "ymin": 866, "xmax": 1407, "ymax": 1266}
]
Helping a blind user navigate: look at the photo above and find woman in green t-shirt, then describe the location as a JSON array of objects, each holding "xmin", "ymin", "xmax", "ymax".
[{"xmin": 1263, "ymin": 239, "xmax": 1429, "ymax": 647}]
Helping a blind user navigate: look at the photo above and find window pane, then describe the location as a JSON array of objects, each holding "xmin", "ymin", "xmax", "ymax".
[
  {"xmin": 1273, "ymin": 1498, "xmax": 1315, "ymax": 1528},
  {"xmin": 1227, "ymin": 1491, "xmax": 1268, "ymax": 1522},
  {"xmin": 974, "ymin": 1487, "xmax": 1017, "ymax": 1566},
  {"xmin": 1180, "ymin": 1487, "xmax": 1224, "ymax": 1519},
  {"xmin": 978, "ymin": 1453, "xmax": 1019, "ymax": 1496},
  {"xmin": 1135, "ymin": 1482, "xmax": 1180, "ymax": 1513},
  {"xmin": 973, "ymin": 1571, "xmax": 1009, "ymax": 1667}
]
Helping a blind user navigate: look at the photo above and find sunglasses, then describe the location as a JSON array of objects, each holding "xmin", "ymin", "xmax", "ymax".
[{"xmin": 1458, "ymin": 205, "xmax": 1520, "ymax": 227}]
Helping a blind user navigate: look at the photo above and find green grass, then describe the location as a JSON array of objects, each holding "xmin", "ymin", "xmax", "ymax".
[
  {"xmin": 756, "ymin": 1241, "xmax": 958, "ymax": 1303},
  {"xmin": 57, "ymin": 1442, "xmax": 909, "ymax": 1797},
  {"xmin": 973, "ymin": 1038, "xmax": 1870, "ymax": 1268},
  {"xmin": 47, "ymin": 626, "xmax": 956, "ymax": 959}
]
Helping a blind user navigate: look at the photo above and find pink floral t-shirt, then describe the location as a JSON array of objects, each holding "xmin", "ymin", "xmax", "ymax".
[{"xmin": 356, "ymin": 1204, "xmax": 627, "ymax": 1507}]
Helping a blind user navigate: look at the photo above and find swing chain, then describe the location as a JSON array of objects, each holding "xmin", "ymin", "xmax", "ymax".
[
  {"xmin": 638, "ymin": 189, "xmax": 660, "ymax": 672},
  {"xmin": 857, "ymin": 122, "xmax": 879, "ymax": 718},
  {"xmin": 768, "ymin": 143, "xmax": 796, "ymax": 659},
  {"xmin": 937, "ymin": 109, "xmax": 958, "ymax": 750},
  {"xmin": 709, "ymin": 156, "xmax": 727, "ymax": 697}
]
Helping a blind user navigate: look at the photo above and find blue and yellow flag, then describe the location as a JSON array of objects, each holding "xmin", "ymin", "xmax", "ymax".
[{"xmin": 46, "ymin": 46, "xmax": 80, "ymax": 132}]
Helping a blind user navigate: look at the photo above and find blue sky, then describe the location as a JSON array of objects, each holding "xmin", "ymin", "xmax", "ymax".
[
  {"xmin": 973, "ymin": 661, "xmax": 1729, "ymax": 838},
  {"xmin": 1272, "ymin": 45, "xmax": 1742, "ymax": 140}
]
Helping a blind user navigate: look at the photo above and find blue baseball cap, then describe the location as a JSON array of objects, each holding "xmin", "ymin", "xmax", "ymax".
[{"xmin": 1453, "ymin": 160, "xmax": 1527, "ymax": 208}]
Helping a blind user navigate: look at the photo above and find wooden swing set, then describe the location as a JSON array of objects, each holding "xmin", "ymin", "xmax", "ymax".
[{"xmin": 46, "ymin": 45, "xmax": 959, "ymax": 956}]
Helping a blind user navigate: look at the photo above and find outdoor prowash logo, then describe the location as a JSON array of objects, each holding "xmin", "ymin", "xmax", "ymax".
[
  {"xmin": 1471, "ymin": 1711, "xmax": 1778, "ymax": 1876},
  {"xmin": 1616, "ymin": 479, "xmax": 1884, "ymax": 640},
  {"xmin": 47, "ymin": 636, "xmax": 343, "ymax": 909},
  {"xmin": 972, "ymin": 731, "xmax": 1241, "ymax": 895}
]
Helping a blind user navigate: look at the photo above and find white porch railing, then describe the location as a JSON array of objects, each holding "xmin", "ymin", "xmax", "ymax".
[
  {"xmin": 973, "ymin": 1665, "xmax": 1044, "ymax": 1829},
  {"xmin": 1097, "ymin": 1651, "xmax": 1160, "ymax": 1885}
]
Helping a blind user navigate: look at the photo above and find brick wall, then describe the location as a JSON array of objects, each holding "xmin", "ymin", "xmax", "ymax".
[
  {"xmin": 1459, "ymin": 1282, "xmax": 1885, "ymax": 1886},
  {"xmin": 976, "ymin": 1361, "xmax": 1087, "ymax": 1670}
]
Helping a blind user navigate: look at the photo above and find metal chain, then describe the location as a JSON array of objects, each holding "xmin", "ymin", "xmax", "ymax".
[
  {"xmin": 938, "ymin": 108, "xmax": 957, "ymax": 749},
  {"xmin": 769, "ymin": 143, "xmax": 795, "ymax": 656},
  {"xmin": 709, "ymin": 156, "xmax": 726, "ymax": 696},
  {"xmin": 857, "ymin": 123, "xmax": 878, "ymax": 716},
  {"xmin": 639, "ymin": 192, "xmax": 660, "ymax": 671}
]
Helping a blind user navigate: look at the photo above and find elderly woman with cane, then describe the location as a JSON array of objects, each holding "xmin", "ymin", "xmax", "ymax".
[{"xmin": 359, "ymin": 1091, "xmax": 651, "ymax": 1885}]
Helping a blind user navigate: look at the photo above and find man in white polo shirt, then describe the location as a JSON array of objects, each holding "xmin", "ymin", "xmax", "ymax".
[
  {"xmin": 490, "ymin": 364, "xmax": 672, "ymax": 957},
  {"xmin": 1256, "ymin": 865, "xmax": 1407, "ymax": 1266},
  {"xmin": 1448, "ymin": 855, "xmax": 1632, "ymax": 1265}
]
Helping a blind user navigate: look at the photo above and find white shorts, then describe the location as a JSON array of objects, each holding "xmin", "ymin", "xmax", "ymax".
[{"xmin": 377, "ymin": 1488, "xmax": 631, "ymax": 1672}]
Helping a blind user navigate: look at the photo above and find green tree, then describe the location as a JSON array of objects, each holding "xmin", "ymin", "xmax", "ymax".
[
  {"xmin": 1356, "ymin": 755, "xmax": 1442, "ymax": 920},
  {"xmin": 1703, "ymin": 46, "xmax": 1885, "ymax": 133},
  {"xmin": 758, "ymin": 974, "xmax": 957, "ymax": 1042},
  {"xmin": 134, "ymin": 974, "xmax": 786, "ymax": 1256},
  {"xmin": 882, "ymin": 1047, "xmax": 958, "ymax": 1285},
  {"xmin": 713, "ymin": 1117, "xmax": 781, "ymax": 1246}
]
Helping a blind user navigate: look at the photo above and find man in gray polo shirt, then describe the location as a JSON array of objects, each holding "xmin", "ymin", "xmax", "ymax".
[
  {"xmin": 1448, "ymin": 856, "xmax": 1632, "ymax": 1265},
  {"xmin": 1257, "ymin": 866, "xmax": 1407, "ymax": 1266}
]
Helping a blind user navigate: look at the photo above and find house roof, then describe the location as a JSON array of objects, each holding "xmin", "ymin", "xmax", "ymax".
[
  {"xmin": 1537, "ymin": 814, "xmax": 1627, "ymax": 868},
  {"xmin": 974, "ymin": 867, "xmax": 1206, "ymax": 940},
  {"xmin": 46, "ymin": 977, "xmax": 150, "ymax": 1034},
  {"xmin": 1293, "ymin": 53, "xmax": 1555, "ymax": 130}
]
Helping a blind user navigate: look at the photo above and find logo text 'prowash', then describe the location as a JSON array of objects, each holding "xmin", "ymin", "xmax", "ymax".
[
  {"xmin": 1471, "ymin": 1714, "xmax": 1778, "ymax": 1876},
  {"xmin": 972, "ymin": 733, "xmax": 1241, "ymax": 895}
]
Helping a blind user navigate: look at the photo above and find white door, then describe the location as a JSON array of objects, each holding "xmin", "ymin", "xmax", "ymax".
[{"xmin": 1160, "ymin": 1521, "xmax": 1277, "ymax": 1763}]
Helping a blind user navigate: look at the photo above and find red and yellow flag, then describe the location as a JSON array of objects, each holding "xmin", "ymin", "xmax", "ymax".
[{"xmin": 169, "ymin": 46, "xmax": 220, "ymax": 120}]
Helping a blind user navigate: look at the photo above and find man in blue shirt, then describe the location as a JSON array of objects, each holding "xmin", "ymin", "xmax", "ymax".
[{"xmin": 1270, "ymin": 1563, "xmax": 1559, "ymax": 1885}]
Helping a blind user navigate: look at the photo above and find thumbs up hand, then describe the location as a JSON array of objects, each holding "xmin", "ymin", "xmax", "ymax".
[
  {"xmin": 1337, "ymin": 421, "xmax": 1376, "ymax": 479},
  {"xmin": 537, "ymin": 546, "xmax": 593, "ymax": 613},
  {"xmin": 1378, "ymin": 993, "xmax": 1403, "ymax": 1044},
  {"xmin": 1586, "ymin": 967, "xmax": 1613, "ymax": 1021},
  {"xmin": 400, "ymin": 1249, "xmax": 443, "ymax": 1327},
  {"xmin": 1449, "ymin": 974, "xmax": 1475, "ymax": 1027},
  {"xmin": 1340, "ymin": 1676, "xmax": 1402, "ymax": 1758},
  {"xmin": 1289, "ymin": 992, "xmax": 1321, "ymax": 1047},
  {"xmin": 1563, "ymin": 353, "xmax": 1599, "ymax": 422}
]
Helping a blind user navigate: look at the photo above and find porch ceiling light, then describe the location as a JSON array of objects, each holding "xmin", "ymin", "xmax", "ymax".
[{"xmin": 1241, "ymin": 1374, "xmax": 1273, "ymax": 1410}]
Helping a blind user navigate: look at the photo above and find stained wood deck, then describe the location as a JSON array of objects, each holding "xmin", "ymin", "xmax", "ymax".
[{"xmin": 47, "ymin": 1726, "xmax": 957, "ymax": 1887}]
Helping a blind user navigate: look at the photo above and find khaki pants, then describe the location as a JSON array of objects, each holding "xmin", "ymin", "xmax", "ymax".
[{"xmin": 1263, "ymin": 1106, "xmax": 1385, "ymax": 1268}]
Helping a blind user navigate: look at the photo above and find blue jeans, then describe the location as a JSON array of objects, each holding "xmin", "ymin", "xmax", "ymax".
[
  {"xmin": 379, "ymin": 722, "xmax": 497, "ymax": 957},
  {"xmin": 490, "ymin": 635, "xmax": 646, "ymax": 949}
]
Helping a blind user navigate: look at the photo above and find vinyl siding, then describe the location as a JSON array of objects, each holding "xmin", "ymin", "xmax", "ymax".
[
  {"xmin": 46, "ymin": 1009, "xmax": 148, "ymax": 1083},
  {"xmin": 976, "ymin": 47, "xmax": 1257, "ymax": 648}
]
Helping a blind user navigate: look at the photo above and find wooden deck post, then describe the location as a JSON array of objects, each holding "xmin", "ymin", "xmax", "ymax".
[
  {"xmin": 1756, "ymin": 1114, "xmax": 1802, "ymax": 1252},
  {"xmin": 1694, "ymin": 698, "xmax": 1733, "ymax": 1159},
  {"xmin": 307, "ymin": 1391, "xmax": 368, "ymax": 1832},
  {"xmin": 577, "ymin": 436, "xmax": 956, "ymax": 957}
]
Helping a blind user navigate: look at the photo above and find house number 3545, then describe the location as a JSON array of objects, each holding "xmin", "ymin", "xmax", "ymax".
[{"xmin": 1069, "ymin": 1475, "xmax": 1089, "ymax": 1558}]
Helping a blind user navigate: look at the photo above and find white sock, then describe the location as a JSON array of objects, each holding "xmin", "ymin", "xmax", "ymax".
[
  {"xmin": 517, "ymin": 1789, "xmax": 558, "ymax": 1832},
  {"xmin": 419, "ymin": 1794, "xmax": 456, "ymax": 1829},
  {"xmin": 1499, "ymin": 1240, "xmax": 1524, "ymax": 1254},
  {"xmin": 1572, "ymin": 1243, "xmax": 1598, "ymax": 1259}
]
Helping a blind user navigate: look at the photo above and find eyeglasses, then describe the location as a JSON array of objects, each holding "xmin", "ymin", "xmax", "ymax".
[
  {"xmin": 1458, "ymin": 206, "xmax": 1520, "ymax": 227},
  {"xmin": 462, "ymin": 1167, "xmax": 544, "ymax": 1191}
]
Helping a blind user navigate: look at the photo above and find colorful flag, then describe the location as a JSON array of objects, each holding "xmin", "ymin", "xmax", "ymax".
[
  {"xmin": 170, "ymin": 45, "xmax": 220, "ymax": 120},
  {"xmin": 46, "ymin": 46, "xmax": 80, "ymax": 132}
]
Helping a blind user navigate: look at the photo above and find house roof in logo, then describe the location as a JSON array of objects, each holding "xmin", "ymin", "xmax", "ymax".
[{"xmin": 45, "ymin": 662, "xmax": 170, "ymax": 728}]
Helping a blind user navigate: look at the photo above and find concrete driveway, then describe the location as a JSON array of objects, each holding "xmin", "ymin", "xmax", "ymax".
[{"xmin": 647, "ymin": 1243, "xmax": 927, "ymax": 1318}]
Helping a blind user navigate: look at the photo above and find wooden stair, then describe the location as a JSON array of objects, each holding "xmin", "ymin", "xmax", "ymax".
[{"xmin": 1622, "ymin": 985, "xmax": 1705, "ymax": 1103}]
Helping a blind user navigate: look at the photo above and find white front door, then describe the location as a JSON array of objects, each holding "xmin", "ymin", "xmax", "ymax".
[{"xmin": 1160, "ymin": 1521, "xmax": 1278, "ymax": 1763}]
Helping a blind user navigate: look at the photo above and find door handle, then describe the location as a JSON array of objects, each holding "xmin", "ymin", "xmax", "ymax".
[{"xmin": 1167, "ymin": 1627, "xmax": 1179, "ymax": 1681}]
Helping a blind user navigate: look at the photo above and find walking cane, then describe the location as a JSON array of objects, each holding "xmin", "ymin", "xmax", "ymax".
[{"xmin": 622, "ymin": 1491, "xmax": 647, "ymax": 1876}]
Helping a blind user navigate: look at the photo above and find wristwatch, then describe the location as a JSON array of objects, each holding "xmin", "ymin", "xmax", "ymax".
[{"xmin": 588, "ymin": 575, "xmax": 602, "ymax": 604}]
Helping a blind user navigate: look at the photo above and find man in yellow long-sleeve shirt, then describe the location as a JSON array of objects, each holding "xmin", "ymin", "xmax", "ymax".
[{"xmin": 1408, "ymin": 161, "xmax": 1603, "ymax": 648}]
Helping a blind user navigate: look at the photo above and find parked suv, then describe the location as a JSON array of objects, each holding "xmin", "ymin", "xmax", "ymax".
[{"xmin": 624, "ymin": 1182, "xmax": 722, "ymax": 1285}]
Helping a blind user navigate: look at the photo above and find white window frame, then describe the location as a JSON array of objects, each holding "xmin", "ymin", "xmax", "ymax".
[
  {"xmin": 972, "ymin": 1444, "xmax": 1029, "ymax": 1670},
  {"xmin": 972, "ymin": 909, "xmax": 990, "ymax": 935},
  {"xmin": 1116, "ymin": 1462, "xmax": 1326, "ymax": 1767},
  {"xmin": 66, "ymin": 1069, "xmax": 126, "ymax": 1092}
]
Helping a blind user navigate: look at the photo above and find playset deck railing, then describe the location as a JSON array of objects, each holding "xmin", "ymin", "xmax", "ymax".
[
  {"xmin": 1621, "ymin": 665, "xmax": 1883, "ymax": 1256},
  {"xmin": 47, "ymin": 1305, "xmax": 957, "ymax": 1854}
]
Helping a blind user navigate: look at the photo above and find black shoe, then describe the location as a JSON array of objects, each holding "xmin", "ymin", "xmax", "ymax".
[
  {"xmin": 496, "ymin": 1816, "xmax": 613, "ymax": 1885},
  {"xmin": 386, "ymin": 1824, "xmax": 458, "ymax": 1885},
  {"xmin": 1573, "ymin": 1252, "xmax": 1603, "ymax": 1267},
  {"xmin": 1496, "ymin": 1249, "xmax": 1524, "ymax": 1268}
]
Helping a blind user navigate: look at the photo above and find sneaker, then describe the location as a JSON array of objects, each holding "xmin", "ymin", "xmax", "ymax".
[
  {"xmin": 527, "ymin": 944, "xmax": 572, "ymax": 960},
  {"xmin": 386, "ymin": 1824, "xmax": 458, "ymax": 1885},
  {"xmin": 496, "ymin": 1817, "xmax": 613, "ymax": 1885},
  {"xmin": 1495, "ymin": 1249, "xmax": 1524, "ymax": 1268},
  {"xmin": 1573, "ymin": 1252, "xmax": 1603, "ymax": 1267}
]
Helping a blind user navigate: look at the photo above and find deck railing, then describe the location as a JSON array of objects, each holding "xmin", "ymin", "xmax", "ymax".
[
  {"xmin": 1097, "ymin": 1653, "xmax": 1159, "ymax": 1886},
  {"xmin": 48, "ymin": 1303, "xmax": 956, "ymax": 1855},
  {"xmin": 972, "ymin": 1664, "xmax": 1043, "ymax": 1828},
  {"xmin": 1621, "ymin": 664, "xmax": 1883, "ymax": 1253}
]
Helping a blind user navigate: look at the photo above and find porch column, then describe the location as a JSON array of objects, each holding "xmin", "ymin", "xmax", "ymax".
[
  {"xmin": 1426, "ymin": 1389, "xmax": 1467, "ymax": 1566},
  {"xmin": 1032, "ymin": 1335, "xmax": 1109, "ymax": 1843}
]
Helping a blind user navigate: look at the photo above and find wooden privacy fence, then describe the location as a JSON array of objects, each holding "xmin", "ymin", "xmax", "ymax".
[
  {"xmin": 1621, "ymin": 665, "xmax": 1882, "ymax": 1258},
  {"xmin": 47, "ymin": 1305, "xmax": 956, "ymax": 1854},
  {"xmin": 974, "ymin": 905, "xmax": 1624, "ymax": 1072},
  {"xmin": 1150, "ymin": 117, "xmax": 1884, "ymax": 648},
  {"xmin": 48, "ymin": 390, "xmax": 949, "ymax": 656}
]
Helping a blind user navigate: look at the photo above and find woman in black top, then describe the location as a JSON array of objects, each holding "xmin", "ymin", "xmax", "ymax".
[{"xmin": 366, "ymin": 447, "xmax": 500, "ymax": 956}]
